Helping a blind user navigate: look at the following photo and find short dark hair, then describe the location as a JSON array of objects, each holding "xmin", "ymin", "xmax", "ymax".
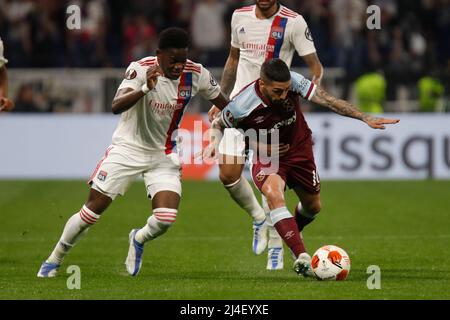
[
  {"xmin": 158, "ymin": 27, "xmax": 189, "ymax": 50},
  {"xmin": 260, "ymin": 58, "xmax": 291, "ymax": 82}
]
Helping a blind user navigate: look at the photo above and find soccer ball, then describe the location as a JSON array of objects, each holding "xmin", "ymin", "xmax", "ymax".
[{"xmin": 311, "ymin": 245, "xmax": 351, "ymax": 281}]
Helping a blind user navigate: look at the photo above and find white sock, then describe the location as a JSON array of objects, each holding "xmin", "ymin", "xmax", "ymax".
[
  {"xmin": 225, "ymin": 177, "xmax": 265, "ymax": 222},
  {"xmin": 262, "ymin": 195, "xmax": 283, "ymax": 248},
  {"xmin": 135, "ymin": 208, "xmax": 177, "ymax": 244},
  {"xmin": 47, "ymin": 205, "xmax": 100, "ymax": 264}
]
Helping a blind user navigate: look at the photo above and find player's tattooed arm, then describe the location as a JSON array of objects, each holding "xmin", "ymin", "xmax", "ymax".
[
  {"xmin": 208, "ymin": 47, "xmax": 240, "ymax": 122},
  {"xmin": 311, "ymin": 86, "xmax": 400, "ymax": 129},
  {"xmin": 220, "ymin": 47, "xmax": 240, "ymax": 97}
]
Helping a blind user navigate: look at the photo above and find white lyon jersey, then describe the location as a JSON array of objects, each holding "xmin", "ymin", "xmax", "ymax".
[
  {"xmin": 114, "ymin": 57, "xmax": 221, "ymax": 153},
  {"xmin": 230, "ymin": 5, "xmax": 316, "ymax": 97},
  {"xmin": 0, "ymin": 38, "xmax": 8, "ymax": 67}
]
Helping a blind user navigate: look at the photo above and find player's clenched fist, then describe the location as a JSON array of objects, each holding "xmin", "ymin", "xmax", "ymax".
[{"xmin": 146, "ymin": 66, "xmax": 164, "ymax": 90}]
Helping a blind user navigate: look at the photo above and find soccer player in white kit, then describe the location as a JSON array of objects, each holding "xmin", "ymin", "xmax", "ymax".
[
  {"xmin": 0, "ymin": 37, "xmax": 14, "ymax": 112},
  {"xmin": 37, "ymin": 28, "xmax": 229, "ymax": 277},
  {"xmin": 208, "ymin": 0, "xmax": 324, "ymax": 270}
]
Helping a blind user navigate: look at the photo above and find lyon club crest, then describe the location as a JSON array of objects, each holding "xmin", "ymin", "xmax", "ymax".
[
  {"xmin": 179, "ymin": 86, "xmax": 191, "ymax": 98},
  {"xmin": 271, "ymin": 26, "xmax": 285, "ymax": 39}
]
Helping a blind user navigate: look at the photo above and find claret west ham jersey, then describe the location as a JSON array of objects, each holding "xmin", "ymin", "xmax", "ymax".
[
  {"xmin": 114, "ymin": 57, "xmax": 221, "ymax": 153},
  {"xmin": 230, "ymin": 4, "xmax": 316, "ymax": 97},
  {"xmin": 221, "ymin": 71, "xmax": 317, "ymax": 148}
]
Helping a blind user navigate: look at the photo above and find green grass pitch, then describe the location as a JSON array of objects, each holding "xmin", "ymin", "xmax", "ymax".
[{"xmin": 0, "ymin": 180, "xmax": 449, "ymax": 300}]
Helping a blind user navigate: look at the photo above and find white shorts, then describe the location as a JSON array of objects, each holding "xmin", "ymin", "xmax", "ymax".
[
  {"xmin": 88, "ymin": 145, "xmax": 182, "ymax": 200},
  {"xmin": 218, "ymin": 128, "xmax": 246, "ymax": 157}
]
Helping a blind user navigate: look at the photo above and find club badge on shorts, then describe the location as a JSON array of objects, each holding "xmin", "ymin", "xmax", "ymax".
[
  {"xmin": 256, "ymin": 170, "xmax": 266, "ymax": 182},
  {"xmin": 98, "ymin": 170, "xmax": 108, "ymax": 182}
]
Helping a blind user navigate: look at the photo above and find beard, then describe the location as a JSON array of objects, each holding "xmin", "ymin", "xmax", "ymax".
[
  {"xmin": 270, "ymin": 98, "xmax": 287, "ymax": 107},
  {"xmin": 256, "ymin": 0, "xmax": 276, "ymax": 11}
]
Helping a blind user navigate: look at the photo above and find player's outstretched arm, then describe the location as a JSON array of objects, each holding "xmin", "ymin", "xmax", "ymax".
[
  {"xmin": 310, "ymin": 86, "xmax": 400, "ymax": 129},
  {"xmin": 0, "ymin": 65, "xmax": 14, "ymax": 112},
  {"xmin": 111, "ymin": 66, "xmax": 163, "ymax": 114}
]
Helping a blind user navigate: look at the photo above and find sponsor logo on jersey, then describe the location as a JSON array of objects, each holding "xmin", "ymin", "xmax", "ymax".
[
  {"xmin": 98, "ymin": 170, "xmax": 108, "ymax": 182},
  {"xmin": 125, "ymin": 69, "xmax": 137, "ymax": 80},
  {"xmin": 254, "ymin": 116, "xmax": 265, "ymax": 123},
  {"xmin": 239, "ymin": 27, "xmax": 246, "ymax": 34},
  {"xmin": 266, "ymin": 113, "xmax": 297, "ymax": 134},
  {"xmin": 282, "ymin": 99, "xmax": 295, "ymax": 112}
]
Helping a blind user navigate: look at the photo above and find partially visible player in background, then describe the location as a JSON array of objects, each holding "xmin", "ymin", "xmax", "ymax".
[
  {"xmin": 208, "ymin": 0, "xmax": 324, "ymax": 270},
  {"xmin": 0, "ymin": 37, "xmax": 14, "ymax": 112},
  {"xmin": 37, "ymin": 28, "xmax": 229, "ymax": 277},
  {"xmin": 209, "ymin": 58, "xmax": 399, "ymax": 277}
]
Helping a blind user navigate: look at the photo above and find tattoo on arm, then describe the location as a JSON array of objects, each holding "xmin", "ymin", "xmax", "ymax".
[
  {"xmin": 312, "ymin": 87, "xmax": 372, "ymax": 121},
  {"xmin": 220, "ymin": 63, "xmax": 238, "ymax": 97},
  {"xmin": 220, "ymin": 48, "xmax": 240, "ymax": 97}
]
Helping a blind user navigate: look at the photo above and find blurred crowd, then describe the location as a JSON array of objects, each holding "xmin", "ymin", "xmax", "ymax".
[{"xmin": 1, "ymin": 0, "xmax": 449, "ymax": 112}]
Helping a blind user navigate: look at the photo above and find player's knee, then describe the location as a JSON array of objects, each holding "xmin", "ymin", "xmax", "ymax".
[
  {"xmin": 85, "ymin": 188, "xmax": 112, "ymax": 214},
  {"xmin": 304, "ymin": 200, "xmax": 321, "ymax": 215},
  {"xmin": 262, "ymin": 188, "xmax": 285, "ymax": 210},
  {"xmin": 220, "ymin": 171, "xmax": 241, "ymax": 186}
]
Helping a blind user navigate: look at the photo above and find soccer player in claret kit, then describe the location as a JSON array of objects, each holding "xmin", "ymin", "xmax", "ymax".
[
  {"xmin": 37, "ymin": 28, "xmax": 229, "ymax": 277},
  {"xmin": 208, "ymin": 58, "xmax": 399, "ymax": 276},
  {"xmin": 208, "ymin": 0, "xmax": 324, "ymax": 269}
]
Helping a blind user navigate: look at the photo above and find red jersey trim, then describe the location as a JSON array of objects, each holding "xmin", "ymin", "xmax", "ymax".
[
  {"xmin": 137, "ymin": 57, "xmax": 156, "ymax": 66},
  {"xmin": 280, "ymin": 8, "xmax": 298, "ymax": 16},
  {"xmin": 235, "ymin": 5, "xmax": 254, "ymax": 12}
]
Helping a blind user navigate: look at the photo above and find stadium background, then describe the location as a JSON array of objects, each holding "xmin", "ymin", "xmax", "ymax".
[{"xmin": 0, "ymin": 0, "xmax": 450, "ymax": 300}]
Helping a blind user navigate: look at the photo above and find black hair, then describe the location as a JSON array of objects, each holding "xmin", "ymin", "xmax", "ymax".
[
  {"xmin": 260, "ymin": 58, "xmax": 291, "ymax": 82},
  {"xmin": 158, "ymin": 27, "xmax": 189, "ymax": 50}
]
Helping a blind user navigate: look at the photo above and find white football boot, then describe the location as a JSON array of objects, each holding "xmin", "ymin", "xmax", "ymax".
[
  {"xmin": 125, "ymin": 229, "xmax": 144, "ymax": 276},
  {"xmin": 252, "ymin": 218, "xmax": 268, "ymax": 255},
  {"xmin": 37, "ymin": 261, "xmax": 60, "ymax": 278},
  {"xmin": 293, "ymin": 252, "xmax": 316, "ymax": 278},
  {"xmin": 266, "ymin": 226, "xmax": 284, "ymax": 270}
]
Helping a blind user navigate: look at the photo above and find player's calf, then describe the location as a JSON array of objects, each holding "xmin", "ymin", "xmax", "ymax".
[
  {"xmin": 37, "ymin": 205, "xmax": 102, "ymax": 277},
  {"xmin": 126, "ymin": 208, "xmax": 178, "ymax": 276},
  {"xmin": 294, "ymin": 201, "xmax": 321, "ymax": 232},
  {"xmin": 135, "ymin": 208, "xmax": 178, "ymax": 243}
]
